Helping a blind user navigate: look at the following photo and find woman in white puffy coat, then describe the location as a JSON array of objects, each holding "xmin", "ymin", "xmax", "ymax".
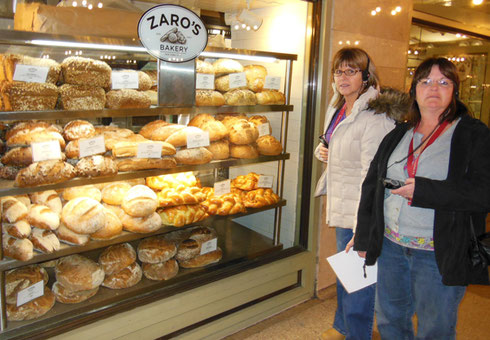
[{"xmin": 315, "ymin": 48, "xmax": 396, "ymax": 340}]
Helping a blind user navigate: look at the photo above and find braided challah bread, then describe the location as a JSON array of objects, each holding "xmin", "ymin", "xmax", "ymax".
[
  {"xmin": 146, "ymin": 172, "xmax": 199, "ymax": 191},
  {"xmin": 200, "ymin": 188, "xmax": 246, "ymax": 216},
  {"xmin": 241, "ymin": 188, "xmax": 280, "ymax": 208},
  {"xmin": 157, "ymin": 186, "xmax": 206, "ymax": 208},
  {"xmin": 158, "ymin": 204, "xmax": 208, "ymax": 227},
  {"xmin": 231, "ymin": 172, "xmax": 260, "ymax": 191}
]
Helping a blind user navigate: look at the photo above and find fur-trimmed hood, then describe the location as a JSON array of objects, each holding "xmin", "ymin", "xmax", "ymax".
[{"xmin": 368, "ymin": 87, "xmax": 410, "ymax": 123}]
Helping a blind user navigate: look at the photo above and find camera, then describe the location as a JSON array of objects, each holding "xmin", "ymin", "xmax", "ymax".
[{"xmin": 382, "ymin": 178, "xmax": 405, "ymax": 189}]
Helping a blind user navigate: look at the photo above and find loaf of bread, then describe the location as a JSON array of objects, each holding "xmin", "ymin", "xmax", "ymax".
[
  {"xmin": 206, "ymin": 139, "xmax": 230, "ymax": 160},
  {"xmin": 215, "ymin": 74, "xmax": 247, "ymax": 92},
  {"xmin": 230, "ymin": 144, "xmax": 259, "ymax": 159},
  {"xmin": 6, "ymin": 265, "xmax": 49, "ymax": 305},
  {"xmin": 63, "ymin": 120, "xmax": 96, "ymax": 141},
  {"xmin": 61, "ymin": 56, "xmax": 111, "ymax": 88},
  {"xmin": 15, "ymin": 160, "xmax": 75, "ymax": 187},
  {"xmin": 256, "ymin": 135, "xmax": 283, "ymax": 155},
  {"xmin": 196, "ymin": 59, "xmax": 215, "ymax": 74},
  {"xmin": 255, "ymin": 90, "xmax": 286, "ymax": 105},
  {"xmin": 0, "ymin": 164, "xmax": 21, "ymax": 180},
  {"xmin": 146, "ymin": 172, "xmax": 198, "ymax": 191},
  {"xmin": 243, "ymin": 65, "xmax": 267, "ymax": 92},
  {"xmin": 188, "ymin": 113, "xmax": 215, "ymax": 127},
  {"xmin": 110, "ymin": 70, "xmax": 153, "ymax": 91},
  {"xmin": 14, "ymin": 194, "xmax": 31, "ymax": 208},
  {"xmin": 6, "ymin": 287, "xmax": 55, "ymax": 321},
  {"xmin": 195, "ymin": 90, "xmax": 225, "ymax": 106},
  {"xmin": 102, "ymin": 261, "xmax": 142, "ymax": 289},
  {"xmin": 56, "ymin": 223, "xmax": 90, "ymax": 245},
  {"xmin": 62, "ymin": 185, "xmax": 102, "ymax": 202},
  {"xmin": 4, "ymin": 220, "xmax": 31, "ymax": 238},
  {"xmin": 102, "ymin": 202, "xmax": 125, "ymax": 221},
  {"xmin": 52, "ymin": 281, "xmax": 98, "ymax": 304},
  {"xmin": 59, "ymin": 84, "xmax": 106, "ymax": 110},
  {"xmin": 98, "ymin": 243, "xmax": 137, "ymax": 275},
  {"xmin": 175, "ymin": 239, "xmax": 201, "ymax": 261},
  {"xmin": 218, "ymin": 113, "xmax": 249, "ymax": 127},
  {"xmin": 75, "ymin": 155, "xmax": 118, "ymax": 178},
  {"xmin": 179, "ymin": 248, "xmax": 223, "ymax": 268},
  {"xmin": 6, "ymin": 127, "xmax": 66, "ymax": 150},
  {"xmin": 231, "ymin": 172, "xmax": 261, "ymax": 191},
  {"xmin": 5, "ymin": 121, "xmax": 59, "ymax": 141},
  {"xmin": 142, "ymin": 70, "xmax": 157, "ymax": 89},
  {"xmin": 143, "ymin": 90, "xmax": 158, "ymax": 105},
  {"xmin": 61, "ymin": 197, "xmax": 105, "ymax": 234},
  {"xmin": 157, "ymin": 187, "xmax": 206, "ymax": 208},
  {"xmin": 142, "ymin": 259, "xmax": 179, "ymax": 281},
  {"xmin": 1, "ymin": 54, "xmax": 61, "ymax": 84},
  {"xmin": 120, "ymin": 211, "xmax": 162, "ymax": 233},
  {"xmin": 242, "ymin": 188, "xmax": 280, "ymax": 208},
  {"xmin": 112, "ymin": 140, "xmax": 176, "ymax": 158},
  {"xmin": 224, "ymin": 89, "xmax": 257, "ymax": 106},
  {"xmin": 137, "ymin": 236, "xmax": 177, "ymax": 263},
  {"xmin": 55, "ymin": 254, "xmax": 105, "ymax": 292},
  {"xmin": 213, "ymin": 58, "xmax": 244, "ymax": 76},
  {"xmin": 1, "ymin": 81, "xmax": 58, "ymax": 111},
  {"xmin": 189, "ymin": 226, "xmax": 217, "ymax": 243},
  {"xmin": 1, "ymin": 146, "xmax": 34, "ymax": 166},
  {"xmin": 95, "ymin": 125, "xmax": 134, "ymax": 137},
  {"xmin": 175, "ymin": 147, "xmax": 213, "ymax": 165},
  {"xmin": 164, "ymin": 126, "xmax": 206, "ymax": 148},
  {"xmin": 64, "ymin": 138, "xmax": 106, "ymax": 159},
  {"xmin": 106, "ymin": 89, "xmax": 151, "ymax": 109},
  {"xmin": 25, "ymin": 204, "xmax": 60, "ymax": 230},
  {"xmin": 90, "ymin": 207, "xmax": 123, "ymax": 240},
  {"xmin": 229, "ymin": 120, "xmax": 259, "ymax": 145},
  {"xmin": 197, "ymin": 119, "xmax": 228, "ymax": 142},
  {"xmin": 2, "ymin": 196, "xmax": 28, "ymax": 223},
  {"xmin": 121, "ymin": 185, "xmax": 158, "ymax": 217},
  {"xmin": 101, "ymin": 182, "xmax": 132, "ymax": 205},
  {"xmin": 201, "ymin": 192, "xmax": 246, "ymax": 216},
  {"xmin": 114, "ymin": 156, "xmax": 177, "ymax": 171},
  {"xmin": 248, "ymin": 115, "xmax": 271, "ymax": 133},
  {"xmin": 29, "ymin": 228, "xmax": 60, "ymax": 253},
  {"xmin": 158, "ymin": 204, "xmax": 208, "ymax": 227},
  {"xmin": 2, "ymin": 235, "xmax": 34, "ymax": 261},
  {"xmin": 29, "ymin": 190, "xmax": 62, "ymax": 215},
  {"xmin": 104, "ymin": 133, "xmax": 147, "ymax": 151},
  {"xmin": 138, "ymin": 120, "xmax": 171, "ymax": 140}
]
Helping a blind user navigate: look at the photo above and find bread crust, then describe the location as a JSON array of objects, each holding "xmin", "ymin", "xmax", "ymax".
[
  {"xmin": 61, "ymin": 197, "xmax": 105, "ymax": 234},
  {"xmin": 6, "ymin": 287, "xmax": 55, "ymax": 321},
  {"xmin": 102, "ymin": 262, "xmax": 142, "ymax": 289},
  {"xmin": 105, "ymin": 89, "xmax": 151, "ymax": 109},
  {"xmin": 52, "ymin": 281, "xmax": 98, "ymax": 304},
  {"xmin": 61, "ymin": 56, "xmax": 111, "ymax": 87},
  {"xmin": 142, "ymin": 259, "xmax": 179, "ymax": 281},
  {"xmin": 138, "ymin": 236, "xmax": 177, "ymax": 263},
  {"xmin": 55, "ymin": 254, "xmax": 105, "ymax": 292},
  {"xmin": 98, "ymin": 243, "xmax": 137, "ymax": 275},
  {"xmin": 179, "ymin": 248, "xmax": 222, "ymax": 268},
  {"xmin": 63, "ymin": 120, "xmax": 96, "ymax": 141},
  {"xmin": 15, "ymin": 160, "xmax": 75, "ymax": 187},
  {"xmin": 59, "ymin": 84, "xmax": 106, "ymax": 110}
]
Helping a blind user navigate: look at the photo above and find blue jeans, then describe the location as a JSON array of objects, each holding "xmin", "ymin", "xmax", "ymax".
[
  {"xmin": 333, "ymin": 228, "xmax": 375, "ymax": 340},
  {"xmin": 376, "ymin": 237, "xmax": 466, "ymax": 340}
]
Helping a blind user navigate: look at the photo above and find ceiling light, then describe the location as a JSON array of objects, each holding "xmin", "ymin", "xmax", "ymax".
[
  {"xmin": 371, "ymin": 10, "xmax": 377, "ymax": 16},
  {"xmin": 376, "ymin": 7, "xmax": 381, "ymax": 12},
  {"xmin": 473, "ymin": 0, "xmax": 483, "ymax": 5},
  {"xmin": 237, "ymin": 8, "xmax": 263, "ymax": 31},
  {"xmin": 391, "ymin": 10, "xmax": 397, "ymax": 15},
  {"xmin": 396, "ymin": 6, "xmax": 402, "ymax": 12}
]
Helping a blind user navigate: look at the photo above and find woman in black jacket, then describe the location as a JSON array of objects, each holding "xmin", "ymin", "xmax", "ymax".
[{"xmin": 353, "ymin": 57, "xmax": 489, "ymax": 340}]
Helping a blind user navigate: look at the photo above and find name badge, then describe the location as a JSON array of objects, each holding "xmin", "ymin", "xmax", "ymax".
[
  {"xmin": 264, "ymin": 76, "xmax": 281, "ymax": 90},
  {"xmin": 196, "ymin": 73, "xmax": 215, "ymax": 90},
  {"xmin": 258, "ymin": 175, "xmax": 274, "ymax": 188},
  {"xmin": 137, "ymin": 142, "xmax": 163, "ymax": 159},
  {"xmin": 200, "ymin": 238, "xmax": 218, "ymax": 255},
  {"xmin": 17, "ymin": 281, "xmax": 44, "ymax": 307},
  {"xmin": 228, "ymin": 72, "xmax": 247, "ymax": 89},
  {"xmin": 112, "ymin": 72, "xmax": 139, "ymax": 89},
  {"xmin": 79, "ymin": 135, "xmax": 106, "ymax": 158},
  {"xmin": 214, "ymin": 179, "xmax": 231, "ymax": 196},
  {"xmin": 186, "ymin": 130, "xmax": 210, "ymax": 148},
  {"xmin": 31, "ymin": 140, "xmax": 62, "ymax": 162},
  {"xmin": 257, "ymin": 123, "xmax": 271, "ymax": 137}
]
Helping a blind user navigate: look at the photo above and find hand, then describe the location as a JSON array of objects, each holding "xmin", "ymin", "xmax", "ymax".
[
  {"xmin": 319, "ymin": 144, "xmax": 329, "ymax": 162},
  {"xmin": 357, "ymin": 251, "xmax": 366, "ymax": 258},
  {"xmin": 345, "ymin": 235, "xmax": 355, "ymax": 253},
  {"xmin": 391, "ymin": 178, "xmax": 415, "ymax": 200}
]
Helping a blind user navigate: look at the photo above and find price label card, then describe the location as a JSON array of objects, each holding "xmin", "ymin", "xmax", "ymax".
[
  {"xmin": 264, "ymin": 76, "xmax": 281, "ymax": 90},
  {"xmin": 17, "ymin": 281, "xmax": 44, "ymax": 307},
  {"xmin": 214, "ymin": 179, "xmax": 231, "ymax": 196},
  {"xmin": 79, "ymin": 135, "xmax": 106, "ymax": 158},
  {"xmin": 137, "ymin": 142, "xmax": 163, "ymax": 159},
  {"xmin": 186, "ymin": 130, "xmax": 210, "ymax": 148},
  {"xmin": 112, "ymin": 72, "xmax": 139, "ymax": 89},
  {"xmin": 196, "ymin": 73, "xmax": 215, "ymax": 90},
  {"xmin": 228, "ymin": 72, "xmax": 247, "ymax": 89},
  {"xmin": 258, "ymin": 123, "xmax": 271, "ymax": 137},
  {"xmin": 200, "ymin": 238, "xmax": 218, "ymax": 255},
  {"xmin": 13, "ymin": 64, "xmax": 49, "ymax": 83},
  {"xmin": 258, "ymin": 175, "xmax": 274, "ymax": 188},
  {"xmin": 31, "ymin": 140, "xmax": 62, "ymax": 162}
]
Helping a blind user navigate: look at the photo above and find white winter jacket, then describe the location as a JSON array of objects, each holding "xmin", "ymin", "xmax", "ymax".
[{"xmin": 314, "ymin": 86, "xmax": 395, "ymax": 232}]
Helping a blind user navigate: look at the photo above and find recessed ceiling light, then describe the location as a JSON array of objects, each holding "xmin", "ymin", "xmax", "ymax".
[{"xmin": 473, "ymin": 0, "xmax": 483, "ymax": 5}]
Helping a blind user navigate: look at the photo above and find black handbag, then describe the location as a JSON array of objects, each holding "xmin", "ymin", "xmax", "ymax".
[{"xmin": 469, "ymin": 218, "xmax": 490, "ymax": 268}]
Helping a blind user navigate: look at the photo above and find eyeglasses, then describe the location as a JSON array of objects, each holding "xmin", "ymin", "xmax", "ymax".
[
  {"xmin": 333, "ymin": 69, "xmax": 361, "ymax": 77},
  {"xmin": 417, "ymin": 78, "xmax": 453, "ymax": 88}
]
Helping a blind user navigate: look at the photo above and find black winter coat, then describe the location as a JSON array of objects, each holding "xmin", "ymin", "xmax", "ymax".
[{"xmin": 354, "ymin": 114, "xmax": 490, "ymax": 286}]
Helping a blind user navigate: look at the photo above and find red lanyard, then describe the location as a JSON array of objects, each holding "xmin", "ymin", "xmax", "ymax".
[
  {"xmin": 407, "ymin": 121, "xmax": 449, "ymax": 178},
  {"xmin": 331, "ymin": 104, "xmax": 346, "ymax": 131}
]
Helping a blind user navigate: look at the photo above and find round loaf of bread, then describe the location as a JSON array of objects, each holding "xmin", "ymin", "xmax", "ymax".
[
  {"xmin": 98, "ymin": 243, "xmax": 136, "ymax": 275},
  {"xmin": 55, "ymin": 254, "xmax": 104, "ymax": 292},
  {"xmin": 142, "ymin": 259, "xmax": 179, "ymax": 281},
  {"xmin": 120, "ymin": 211, "xmax": 162, "ymax": 233},
  {"xmin": 215, "ymin": 74, "xmax": 247, "ymax": 92},
  {"xmin": 175, "ymin": 147, "xmax": 213, "ymax": 165},
  {"xmin": 165, "ymin": 126, "xmax": 205, "ymax": 148},
  {"xmin": 188, "ymin": 113, "xmax": 215, "ymax": 127},
  {"xmin": 179, "ymin": 248, "xmax": 223, "ymax": 268},
  {"xmin": 102, "ymin": 262, "xmax": 142, "ymax": 289},
  {"xmin": 195, "ymin": 90, "xmax": 225, "ymax": 106},
  {"xmin": 138, "ymin": 236, "xmax": 177, "ymax": 263},
  {"xmin": 52, "ymin": 281, "xmax": 99, "ymax": 304},
  {"xmin": 223, "ymin": 89, "xmax": 257, "ymax": 106},
  {"xmin": 213, "ymin": 58, "xmax": 243, "ymax": 76},
  {"xmin": 121, "ymin": 185, "xmax": 158, "ymax": 217},
  {"xmin": 25, "ymin": 204, "xmax": 60, "ymax": 230},
  {"xmin": 243, "ymin": 64, "xmax": 267, "ymax": 92},
  {"xmin": 90, "ymin": 208, "xmax": 123, "ymax": 240},
  {"xmin": 101, "ymin": 182, "xmax": 131, "ymax": 205},
  {"xmin": 256, "ymin": 135, "xmax": 283, "ymax": 156},
  {"xmin": 229, "ymin": 120, "xmax": 259, "ymax": 145},
  {"xmin": 230, "ymin": 144, "xmax": 259, "ymax": 159},
  {"xmin": 175, "ymin": 239, "xmax": 201, "ymax": 262},
  {"xmin": 102, "ymin": 202, "xmax": 125, "ymax": 220},
  {"xmin": 56, "ymin": 223, "xmax": 90, "ymax": 245},
  {"xmin": 196, "ymin": 59, "xmax": 215, "ymax": 74},
  {"xmin": 248, "ymin": 115, "xmax": 270, "ymax": 128},
  {"xmin": 29, "ymin": 190, "xmax": 62, "ymax": 215},
  {"xmin": 6, "ymin": 287, "xmax": 55, "ymax": 321},
  {"xmin": 199, "ymin": 120, "xmax": 228, "ymax": 142},
  {"xmin": 61, "ymin": 197, "xmax": 105, "ymax": 234},
  {"xmin": 189, "ymin": 226, "xmax": 217, "ymax": 244},
  {"xmin": 206, "ymin": 140, "xmax": 230, "ymax": 160},
  {"xmin": 2, "ymin": 196, "xmax": 28, "ymax": 223},
  {"xmin": 62, "ymin": 185, "xmax": 102, "ymax": 202},
  {"xmin": 63, "ymin": 120, "xmax": 96, "ymax": 141},
  {"xmin": 75, "ymin": 155, "xmax": 118, "ymax": 178},
  {"xmin": 6, "ymin": 265, "xmax": 49, "ymax": 305}
]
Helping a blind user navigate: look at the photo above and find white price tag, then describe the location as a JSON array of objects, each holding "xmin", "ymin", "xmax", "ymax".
[
  {"xmin": 258, "ymin": 175, "xmax": 274, "ymax": 188},
  {"xmin": 200, "ymin": 238, "xmax": 218, "ymax": 255},
  {"xmin": 214, "ymin": 179, "xmax": 231, "ymax": 196},
  {"xmin": 264, "ymin": 76, "xmax": 281, "ymax": 90},
  {"xmin": 186, "ymin": 130, "xmax": 210, "ymax": 148},
  {"xmin": 228, "ymin": 72, "xmax": 247, "ymax": 89},
  {"xmin": 196, "ymin": 73, "xmax": 215, "ymax": 90},
  {"xmin": 17, "ymin": 280, "xmax": 44, "ymax": 307},
  {"xmin": 13, "ymin": 64, "xmax": 49, "ymax": 83},
  {"xmin": 78, "ymin": 135, "xmax": 106, "ymax": 158},
  {"xmin": 31, "ymin": 140, "xmax": 62, "ymax": 162},
  {"xmin": 257, "ymin": 123, "xmax": 271, "ymax": 137},
  {"xmin": 137, "ymin": 142, "xmax": 163, "ymax": 159},
  {"xmin": 112, "ymin": 72, "xmax": 139, "ymax": 89}
]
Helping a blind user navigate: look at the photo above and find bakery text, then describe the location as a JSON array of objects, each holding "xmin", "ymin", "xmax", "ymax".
[{"xmin": 160, "ymin": 44, "xmax": 188, "ymax": 53}]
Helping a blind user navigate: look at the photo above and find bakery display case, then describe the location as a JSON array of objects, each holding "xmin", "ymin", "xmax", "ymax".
[{"xmin": 0, "ymin": 28, "xmax": 297, "ymax": 339}]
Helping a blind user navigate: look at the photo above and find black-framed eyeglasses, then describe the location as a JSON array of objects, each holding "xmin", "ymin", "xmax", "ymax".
[{"xmin": 333, "ymin": 69, "xmax": 361, "ymax": 77}]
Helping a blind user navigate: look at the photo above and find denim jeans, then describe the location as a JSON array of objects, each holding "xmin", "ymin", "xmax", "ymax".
[
  {"xmin": 333, "ymin": 227, "xmax": 375, "ymax": 340},
  {"xmin": 376, "ymin": 237, "xmax": 466, "ymax": 340}
]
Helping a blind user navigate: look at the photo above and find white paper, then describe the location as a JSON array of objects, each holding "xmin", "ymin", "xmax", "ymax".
[
  {"xmin": 228, "ymin": 72, "xmax": 247, "ymax": 89},
  {"xmin": 200, "ymin": 238, "xmax": 218, "ymax": 255},
  {"xmin": 257, "ymin": 175, "xmax": 273, "ymax": 188},
  {"xmin": 17, "ymin": 281, "xmax": 44, "ymax": 307},
  {"xmin": 78, "ymin": 135, "xmax": 106, "ymax": 158},
  {"xmin": 13, "ymin": 64, "xmax": 49, "ymax": 83},
  {"xmin": 31, "ymin": 140, "xmax": 62, "ymax": 162},
  {"xmin": 327, "ymin": 250, "xmax": 377, "ymax": 293},
  {"xmin": 214, "ymin": 179, "xmax": 231, "ymax": 196},
  {"xmin": 186, "ymin": 130, "xmax": 210, "ymax": 148},
  {"xmin": 112, "ymin": 71, "xmax": 139, "ymax": 89},
  {"xmin": 264, "ymin": 76, "xmax": 281, "ymax": 90},
  {"xmin": 137, "ymin": 142, "xmax": 163, "ymax": 159},
  {"xmin": 196, "ymin": 73, "xmax": 215, "ymax": 89},
  {"xmin": 257, "ymin": 123, "xmax": 271, "ymax": 137}
]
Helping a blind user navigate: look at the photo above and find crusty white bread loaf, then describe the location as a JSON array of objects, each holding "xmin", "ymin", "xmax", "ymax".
[
  {"xmin": 64, "ymin": 138, "xmax": 106, "ymax": 159},
  {"xmin": 142, "ymin": 123, "xmax": 185, "ymax": 142},
  {"xmin": 256, "ymin": 135, "xmax": 283, "ymax": 155},
  {"xmin": 120, "ymin": 211, "xmax": 162, "ymax": 233},
  {"xmin": 29, "ymin": 190, "xmax": 62, "ymax": 215},
  {"xmin": 98, "ymin": 243, "xmax": 136, "ymax": 275},
  {"xmin": 59, "ymin": 84, "xmax": 106, "ymax": 111},
  {"xmin": 175, "ymin": 147, "xmax": 213, "ymax": 165},
  {"xmin": 212, "ymin": 58, "xmax": 243, "ymax": 76},
  {"xmin": 156, "ymin": 186, "xmax": 206, "ymax": 208},
  {"xmin": 75, "ymin": 155, "xmax": 118, "ymax": 178},
  {"xmin": 61, "ymin": 56, "xmax": 111, "ymax": 88},
  {"xmin": 197, "ymin": 120, "xmax": 228, "ymax": 142},
  {"xmin": 138, "ymin": 120, "xmax": 171, "ymax": 140},
  {"xmin": 52, "ymin": 281, "xmax": 99, "ymax": 304},
  {"xmin": 243, "ymin": 64, "xmax": 267, "ymax": 92},
  {"xmin": 1, "ymin": 196, "xmax": 28, "ymax": 223},
  {"xmin": 5, "ymin": 121, "xmax": 59, "ymax": 141},
  {"xmin": 102, "ymin": 202, "xmax": 125, "ymax": 221},
  {"xmin": 112, "ymin": 140, "xmax": 176, "ymax": 158},
  {"xmin": 146, "ymin": 172, "xmax": 198, "ymax": 191},
  {"xmin": 114, "ymin": 156, "xmax": 177, "ymax": 171},
  {"xmin": 137, "ymin": 236, "xmax": 177, "ymax": 263},
  {"xmin": 175, "ymin": 239, "xmax": 201, "ymax": 261},
  {"xmin": 6, "ymin": 265, "xmax": 48, "ymax": 305},
  {"xmin": 255, "ymin": 90, "xmax": 286, "ymax": 105},
  {"xmin": 215, "ymin": 74, "xmax": 247, "ymax": 92},
  {"xmin": 6, "ymin": 128, "xmax": 65, "ymax": 149},
  {"xmin": 56, "ymin": 223, "xmax": 90, "ymax": 245},
  {"xmin": 158, "ymin": 204, "xmax": 208, "ymax": 227},
  {"xmin": 230, "ymin": 144, "xmax": 259, "ymax": 159},
  {"xmin": 4, "ymin": 220, "xmax": 31, "ymax": 238},
  {"xmin": 61, "ymin": 197, "xmax": 105, "ymax": 234},
  {"xmin": 55, "ymin": 254, "xmax": 105, "ymax": 292},
  {"xmin": 178, "ymin": 248, "xmax": 222, "ymax": 268},
  {"xmin": 248, "ymin": 115, "xmax": 271, "ymax": 133},
  {"xmin": 206, "ymin": 139, "xmax": 230, "ymax": 160},
  {"xmin": 104, "ymin": 133, "xmax": 147, "ymax": 151},
  {"xmin": 195, "ymin": 90, "xmax": 225, "ymax": 106},
  {"xmin": 25, "ymin": 204, "xmax": 60, "ymax": 230},
  {"xmin": 229, "ymin": 120, "xmax": 259, "ymax": 145},
  {"xmin": 29, "ymin": 228, "xmax": 60, "ymax": 253},
  {"xmin": 62, "ymin": 185, "xmax": 102, "ymax": 202},
  {"xmin": 90, "ymin": 207, "xmax": 123, "ymax": 240},
  {"xmin": 196, "ymin": 59, "xmax": 215, "ymax": 74},
  {"xmin": 121, "ymin": 185, "xmax": 158, "ymax": 217},
  {"xmin": 164, "ymin": 126, "xmax": 205, "ymax": 148},
  {"xmin": 1, "ymin": 146, "xmax": 33, "ymax": 166},
  {"xmin": 188, "ymin": 113, "xmax": 215, "ymax": 127},
  {"xmin": 105, "ymin": 89, "xmax": 151, "ymax": 109},
  {"xmin": 6, "ymin": 287, "xmax": 55, "ymax": 321},
  {"xmin": 102, "ymin": 262, "xmax": 142, "ymax": 289},
  {"xmin": 63, "ymin": 120, "xmax": 96, "ymax": 141},
  {"xmin": 219, "ymin": 114, "xmax": 248, "ymax": 130},
  {"xmin": 101, "ymin": 182, "xmax": 132, "ymax": 205},
  {"xmin": 15, "ymin": 160, "xmax": 75, "ymax": 187},
  {"xmin": 1, "ymin": 54, "xmax": 61, "ymax": 84},
  {"xmin": 2, "ymin": 235, "xmax": 34, "ymax": 261},
  {"xmin": 142, "ymin": 259, "xmax": 178, "ymax": 281},
  {"xmin": 1, "ymin": 81, "xmax": 59, "ymax": 111},
  {"xmin": 224, "ymin": 89, "xmax": 257, "ymax": 106}
]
